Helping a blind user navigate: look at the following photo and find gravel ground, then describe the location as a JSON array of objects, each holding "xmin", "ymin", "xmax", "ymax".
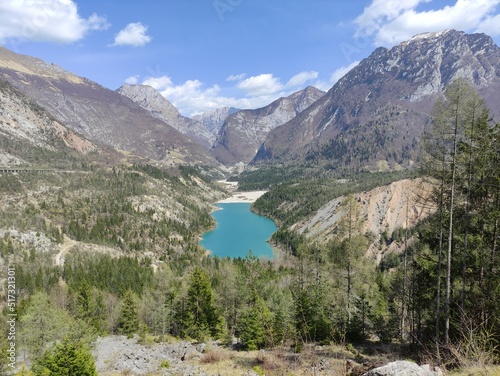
[{"xmin": 93, "ymin": 335, "xmax": 210, "ymax": 376}]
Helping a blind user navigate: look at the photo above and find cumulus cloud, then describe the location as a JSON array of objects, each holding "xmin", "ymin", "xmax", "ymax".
[
  {"xmin": 0, "ymin": 0, "xmax": 109, "ymax": 44},
  {"xmin": 112, "ymin": 22, "xmax": 151, "ymax": 47},
  {"xmin": 286, "ymin": 71, "xmax": 318, "ymax": 87},
  {"xmin": 237, "ymin": 73, "xmax": 283, "ymax": 96},
  {"xmin": 141, "ymin": 75, "xmax": 231, "ymax": 116},
  {"xmin": 136, "ymin": 70, "xmax": 322, "ymax": 116},
  {"xmin": 124, "ymin": 75, "xmax": 139, "ymax": 85},
  {"xmin": 475, "ymin": 11, "xmax": 500, "ymax": 35},
  {"xmin": 355, "ymin": 0, "xmax": 500, "ymax": 46}
]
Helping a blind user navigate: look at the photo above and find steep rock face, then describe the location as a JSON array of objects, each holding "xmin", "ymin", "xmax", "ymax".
[
  {"xmin": 117, "ymin": 84, "xmax": 216, "ymax": 149},
  {"xmin": 211, "ymin": 86, "xmax": 325, "ymax": 165},
  {"xmin": 292, "ymin": 178, "xmax": 433, "ymax": 246},
  {"xmin": 0, "ymin": 47, "xmax": 215, "ymax": 165},
  {"xmin": 255, "ymin": 30, "xmax": 500, "ymax": 169},
  {"xmin": 192, "ymin": 106, "xmax": 238, "ymax": 140}
]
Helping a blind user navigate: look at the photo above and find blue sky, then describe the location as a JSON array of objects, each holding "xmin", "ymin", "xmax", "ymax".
[{"xmin": 1, "ymin": 0, "xmax": 499, "ymax": 116}]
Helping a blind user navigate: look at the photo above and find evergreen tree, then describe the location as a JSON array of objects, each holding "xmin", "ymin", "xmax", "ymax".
[
  {"xmin": 181, "ymin": 267, "xmax": 221, "ymax": 340},
  {"xmin": 421, "ymin": 79, "xmax": 498, "ymax": 345},
  {"xmin": 117, "ymin": 290, "xmax": 139, "ymax": 338},
  {"xmin": 19, "ymin": 292, "xmax": 72, "ymax": 358},
  {"xmin": 33, "ymin": 339, "xmax": 97, "ymax": 376},
  {"xmin": 238, "ymin": 295, "xmax": 273, "ymax": 350}
]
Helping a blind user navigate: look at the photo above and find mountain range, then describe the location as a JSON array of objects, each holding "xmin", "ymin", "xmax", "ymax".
[
  {"xmin": 254, "ymin": 30, "xmax": 500, "ymax": 172},
  {"xmin": 117, "ymin": 84, "xmax": 219, "ymax": 149},
  {"xmin": 211, "ymin": 86, "xmax": 325, "ymax": 165},
  {"xmin": 0, "ymin": 46, "xmax": 214, "ymax": 166},
  {"xmin": 1, "ymin": 29, "xmax": 499, "ymax": 174}
]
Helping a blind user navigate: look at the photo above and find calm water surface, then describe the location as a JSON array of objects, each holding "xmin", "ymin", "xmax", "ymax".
[{"xmin": 200, "ymin": 203, "xmax": 277, "ymax": 258}]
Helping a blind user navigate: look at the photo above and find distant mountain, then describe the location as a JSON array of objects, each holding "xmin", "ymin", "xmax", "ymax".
[
  {"xmin": 211, "ymin": 86, "xmax": 325, "ymax": 165},
  {"xmin": 192, "ymin": 107, "xmax": 239, "ymax": 141},
  {"xmin": 117, "ymin": 84, "xmax": 215, "ymax": 149},
  {"xmin": 0, "ymin": 47, "xmax": 215, "ymax": 165},
  {"xmin": 254, "ymin": 30, "xmax": 500, "ymax": 171}
]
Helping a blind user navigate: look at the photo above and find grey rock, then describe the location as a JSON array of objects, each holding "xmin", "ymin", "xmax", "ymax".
[
  {"xmin": 362, "ymin": 360, "xmax": 443, "ymax": 376},
  {"xmin": 93, "ymin": 335, "xmax": 208, "ymax": 376},
  {"xmin": 192, "ymin": 107, "xmax": 238, "ymax": 137}
]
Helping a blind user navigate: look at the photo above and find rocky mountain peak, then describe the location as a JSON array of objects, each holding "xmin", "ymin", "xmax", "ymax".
[
  {"xmin": 116, "ymin": 84, "xmax": 217, "ymax": 149},
  {"xmin": 117, "ymin": 84, "xmax": 179, "ymax": 117},
  {"xmin": 211, "ymin": 86, "xmax": 325, "ymax": 165},
  {"xmin": 254, "ymin": 30, "xmax": 500, "ymax": 169},
  {"xmin": 192, "ymin": 107, "xmax": 239, "ymax": 136},
  {"xmin": 117, "ymin": 84, "xmax": 182, "ymax": 127}
]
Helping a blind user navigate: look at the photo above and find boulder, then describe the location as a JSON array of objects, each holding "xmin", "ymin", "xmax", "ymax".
[{"xmin": 363, "ymin": 360, "xmax": 443, "ymax": 376}]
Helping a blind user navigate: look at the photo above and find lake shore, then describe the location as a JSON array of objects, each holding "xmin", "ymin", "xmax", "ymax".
[{"xmin": 216, "ymin": 190, "xmax": 268, "ymax": 203}]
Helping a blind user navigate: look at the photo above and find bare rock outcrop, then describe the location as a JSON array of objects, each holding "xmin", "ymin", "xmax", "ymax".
[{"xmin": 362, "ymin": 360, "xmax": 443, "ymax": 376}]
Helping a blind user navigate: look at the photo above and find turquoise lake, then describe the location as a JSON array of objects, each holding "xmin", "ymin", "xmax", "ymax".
[{"xmin": 200, "ymin": 203, "xmax": 277, "ymax": 259}]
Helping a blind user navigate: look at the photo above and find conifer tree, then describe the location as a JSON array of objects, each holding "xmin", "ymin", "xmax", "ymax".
[
  {"xmin": 182, "ymin": 267, "xmax": 221, "ymax": 340},
  {"xmin": 239, "ymin": 295, "xmax": 273, "ymax": 350},
  {"xmin": 33, "ymin": 339, "xmax": 97, "ymax": 376},
  {"xmin": 117, "ymin": 289, "xmax": 140, "ymax": 338}
]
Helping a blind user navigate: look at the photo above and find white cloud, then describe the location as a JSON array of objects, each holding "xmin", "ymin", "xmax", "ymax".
[
  {"xmin": 136, "ymin": 70, "xmax": 324, "ymax": 116},
  {"xmin": 0, "ymin": 0, "xmax": 109, "ymax": 44},
  {"xmin": 286, "ymin": 71, "xmax": 318, "ymax": 87},
  {"xmin": 475, "ymin": 11, "xmax": 500, "ymax": 35},
  {"xmin": 112, "ymin": 22, "xmax": 151, "ymax": 47},
  {"xmin": 236, "ymin": 73, "xmax": 283, "ymax": 96},
  {"xmin": 330, "ymin": 61, "xmax": 360, "ymax": 84},
  {"xmin": 124, "ymin": 75, "xmax": 139, "ymax": 85},
  {"xmin": 355, "ymin": 0, "xmax": 500, "ymax": 47},
  {"xmin": 86, "ymin": 13, "xmax": 110, "ymax": 31},
  {"xmin": 142, "ymin": 75, "xmax": 173, "ymax": 90},
  {"xmin": 355, "ymin": 0, "xmax": 428, "ymax": 38},
  {"xmin": 226, "ymin": 73, "xmax": 247, "ymax": 81}
]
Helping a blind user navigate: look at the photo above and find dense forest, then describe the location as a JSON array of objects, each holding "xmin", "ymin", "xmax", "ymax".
[{"xmin": 1, "ymin": 80, "xmax": 499, "ymax": 375}]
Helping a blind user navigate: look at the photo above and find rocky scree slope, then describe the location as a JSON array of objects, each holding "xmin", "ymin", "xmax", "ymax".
[
  {"xmin": 0, "ymin": 79, "xmax": 118, "ymax": 167},
  {"xmin": 291, "ymin": 178, "xmax": 434, "ymax": 257}
]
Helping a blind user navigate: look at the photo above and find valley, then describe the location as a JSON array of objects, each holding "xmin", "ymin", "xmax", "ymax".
[{"xmin": 0, "ymin": 28, "xmax": 499, "ymax": 376}]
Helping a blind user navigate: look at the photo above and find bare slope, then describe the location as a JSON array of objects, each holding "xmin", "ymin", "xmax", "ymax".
[
  {"xmin": 0, "ymin": 46, "xmax": 215, "ymax": 165},
  {"xmin": 0, "ymin": 79, "xmax": 117, "ymax": 167}
]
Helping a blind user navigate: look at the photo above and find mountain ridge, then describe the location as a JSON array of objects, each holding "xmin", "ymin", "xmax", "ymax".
[
  {"xmin": 0, "ymin": 46, "xmax": 216, "ymax": 166},
  {"xmin": 254, "ymin": 30, "xmax": 500, "ymax": 171},
  {"xmin": 117, "ymin": 84, "xmax": 217, "ymax": 149},
  {"xmin": 211, "ymin": 85, "xmax": 325, "ymax": 165}
]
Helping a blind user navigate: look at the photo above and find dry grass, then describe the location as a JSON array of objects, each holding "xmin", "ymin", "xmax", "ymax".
[
  {"xmin": 200, "ymin": 348, "xmax": 231, "ymax": 364},
  {"xmin": 196, "ymin": 343, "xmax": 387, "ymax": 376},
  {"xmin": 448, "ymin": 366, "xmax": 500, "ymax": 376}
]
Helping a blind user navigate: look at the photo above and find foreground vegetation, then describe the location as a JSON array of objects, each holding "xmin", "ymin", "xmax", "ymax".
[{"xmin": 0, "ymin": 80, "xmax": 499, "ymax": 375}]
